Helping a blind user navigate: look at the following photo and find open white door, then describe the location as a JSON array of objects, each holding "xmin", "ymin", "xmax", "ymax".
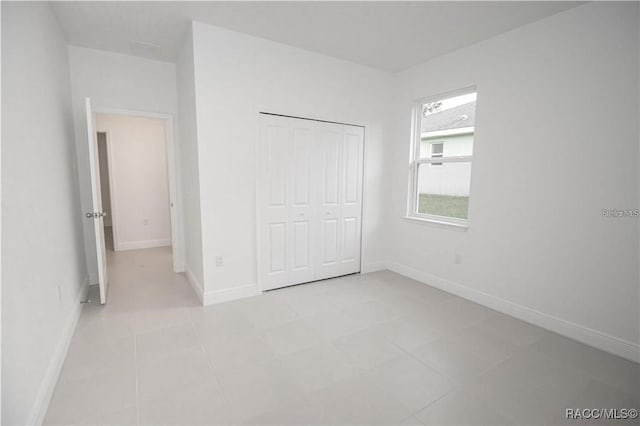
[{"xmin": 85, "ymin": 98, "xmax": 109, "ymax": 304}]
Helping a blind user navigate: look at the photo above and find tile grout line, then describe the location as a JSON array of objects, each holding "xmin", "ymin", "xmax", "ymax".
[
  {"xmin": 187, "ymin": 307, "xmax": 235, "ymax": 419},
  {"xmin": 371, "ymin": 303, "xmax": 523, "ymax": 422},
  {"xmin": 133, "ymin": 319, "xmax": 141, "ymax": 426}
]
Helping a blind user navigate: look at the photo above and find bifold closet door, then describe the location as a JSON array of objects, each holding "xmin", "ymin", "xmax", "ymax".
[
  {"xmin": 259, "ymin": 114, "xmax": 316, "ymax": 290},
  {"xmin": 259, "ymin": 114, "xmax": 363, "ymax": 291}
]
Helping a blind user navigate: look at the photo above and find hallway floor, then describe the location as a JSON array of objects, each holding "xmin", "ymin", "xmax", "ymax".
[{"xmin": 44, "ymin": 248, "xmax": 639, "ymax": 425}]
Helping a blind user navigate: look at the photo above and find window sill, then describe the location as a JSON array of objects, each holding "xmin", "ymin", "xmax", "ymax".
[{"xmin": 403, "ymin": 215, "xmax": 469, "ymax": 230}]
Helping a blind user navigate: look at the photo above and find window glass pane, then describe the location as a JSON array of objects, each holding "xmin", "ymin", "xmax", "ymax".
[
  {"xmin": 417, "ymin": 162, "xmax": 471, "ymax": 219},
  {"xmin": 419, "ymin": 92, "xmax": 476, "ymax": 159}
]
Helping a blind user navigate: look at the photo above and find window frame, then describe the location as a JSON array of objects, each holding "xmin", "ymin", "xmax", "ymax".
[{"xmin": 407, "ymin": 87, "xmax": 476, "ymax": 228}]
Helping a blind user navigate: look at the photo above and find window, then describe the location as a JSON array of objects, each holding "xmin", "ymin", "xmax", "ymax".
[
  {"xmin": 408, "ymin": 89, "xmax": 476, "ymax": 226},
  {"xmin": 430, "ymin": 142, "xmax": 443, "ymax": 166}
]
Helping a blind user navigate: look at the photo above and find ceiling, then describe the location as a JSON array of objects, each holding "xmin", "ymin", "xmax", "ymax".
[{"xmin": 51, "ymin": 1, "xmax": 583, "ymax": 72}]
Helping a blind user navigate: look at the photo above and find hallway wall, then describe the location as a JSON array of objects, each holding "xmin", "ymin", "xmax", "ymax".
[
  {"xmin": 1, "ymin": 2, "xmax": 88, "ymax": 424},
  {"xmin": 95, "ymin": 114, "xmax": 172, "ymax": 251}
]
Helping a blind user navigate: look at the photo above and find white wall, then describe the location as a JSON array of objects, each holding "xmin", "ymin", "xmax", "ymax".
[
  {"xmin": 95, "ymin": 114, "xmax": 171, "ymax": 251},
  {"xmin": 388, "ymin": 2, "xmax": 640, "ymax": 360},
  {"xmin": 1, "ymin": 2, "xmax": 87, "ymax": 424},
  {"xmin": 67, "ymin": 46, "xmax": 183, "ymax": 280},
  {"xmin": 189, "ymin": 22, "xmax": 391, "ymax": 302},
  {"xmin": 176, "ymin": 29, "xmax": 205, "ymax": 294}
]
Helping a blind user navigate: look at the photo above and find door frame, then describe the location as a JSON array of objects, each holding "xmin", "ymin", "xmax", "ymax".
[
  {"xmin": 254, "ymin": 111, "xmax": 366, "ymax": 292},
  {"xmin": 92, "ymin": 106, "xmax": 185, "ymax": 273},
  {"xmin": 95, "ymin": 130, "xmax": 118, "ymax": 250}
]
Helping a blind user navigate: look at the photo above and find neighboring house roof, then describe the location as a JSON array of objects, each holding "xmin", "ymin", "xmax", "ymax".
[{"xmin": 422, "ymin": 100, "xmax": 476, "ymax": 133}]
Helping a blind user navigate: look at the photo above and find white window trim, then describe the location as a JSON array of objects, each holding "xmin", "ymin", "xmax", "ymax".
[
  {"xmin": 421, "ymin": 126, "xmax": 474, "ymax": 139},
  {"xmin": 407, "ymin": 87, "xmax": 476, "ymax": 227}
]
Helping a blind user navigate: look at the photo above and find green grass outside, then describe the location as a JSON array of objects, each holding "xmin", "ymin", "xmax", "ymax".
[{"xmin": 418, "ymin": 193, "xmax": 469, "ymax": 219}]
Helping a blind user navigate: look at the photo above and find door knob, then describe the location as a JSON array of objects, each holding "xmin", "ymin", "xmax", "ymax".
[{"xmin": 85, "ymin": 212, "xmax": 107, "ymax": 219}]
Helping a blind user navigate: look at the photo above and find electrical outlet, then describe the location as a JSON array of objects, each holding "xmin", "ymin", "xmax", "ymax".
[
  {"xmin": 57, "ymin": 284, "xmax": 62, "ymax": 303},
  {"xmin": 215, "ymin": 256, "xmax": 224, "ymax": 267},
  {"xmin": 143, "ymin": 219, "xmax": 149, "ymax": 226},
  {"xmin": 454, "ymin": 253, "xmax": 462, "ymax": 265}
]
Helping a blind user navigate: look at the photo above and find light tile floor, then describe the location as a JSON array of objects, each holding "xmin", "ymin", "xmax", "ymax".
[{"xmin": 44, "ymin": 247, "xmax": 639, "ymax": 425}]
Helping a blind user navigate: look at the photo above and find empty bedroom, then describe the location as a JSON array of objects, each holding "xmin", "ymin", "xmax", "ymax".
[{"xmin": 1, "ymin": 1, "xmax": 639, "ymax": 425}]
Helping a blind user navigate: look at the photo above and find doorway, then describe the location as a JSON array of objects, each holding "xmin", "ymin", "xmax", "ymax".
[
  {"xmin": 90, "ymin": 106, "xmax": 183, "ymax": 277},
  {"xmin": 95, "ymin": 114, "xmax": 173, "ymax": 256}
]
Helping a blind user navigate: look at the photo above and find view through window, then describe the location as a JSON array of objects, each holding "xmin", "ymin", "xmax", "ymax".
[{"xmin": 412, "ymin": 90, "xmax": 476, "ymax": 223}]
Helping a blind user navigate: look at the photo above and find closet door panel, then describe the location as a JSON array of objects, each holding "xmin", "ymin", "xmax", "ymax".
[
  {"xmin": 341, "ymin": 217, "xmax": 357, "ymax": 262},
  {"xmin": 339, "ymin": 127, "xmax": 364, "ymax": 275},
  {"xmin": 343, "ymin": 132, "xmax": 360, "ymax": 204},
  {"xmin": 260, "ymin": 115, "xmax": 291, "ymax": 290},
  {"xmin": 292, "ymin": 126, "xmax": 312, "ymax": 206},
  {"xmin": 292, "ymin": 221, "xmax": 310, "ymax": 268},
  {"xmin": 265, "ymin": 125, "xmax": 289, "ymax": 207},
  {"xmin": 322, "ymin": 219, "xmax": 338, "ymax": 262},
  {"xmin": 315, "ymin": 123, "xmax": 342, "ymax": 279},
  {"xmin": 268, "ymin": 222, "xmax": 287, "ymax": 274},
  {"xmin": 289, "ymin": 119, "xmax": 315, "ymax": 284}
]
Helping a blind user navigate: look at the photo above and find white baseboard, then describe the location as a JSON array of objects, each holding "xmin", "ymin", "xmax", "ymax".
[
  {"xmin": 387, "ymin": 262, "xmax": 640, "ymax": 364},
  {"xmin": 361, "ymin": 261, "xmax": 389, "ymax": 274},
  {"xmin": 116, "ymin": 239, "xmax": 170, "ymax": 251},
  {"xmin": 185, "ymin": 265, "xmax": 259, "ymax": 306},
  {"xmin": 185, "ymin": 265, "xmax": 204, "ymax": 305},
  {"xmin": 27, "ymin": 277, "xmax": 89, "ymax": 426},
  {"xmin": 203, "ymin": 284, "xmax": 260, "ymax": 306}
]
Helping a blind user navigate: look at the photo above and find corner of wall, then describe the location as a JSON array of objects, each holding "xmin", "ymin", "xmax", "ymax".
[
  {"xmin": 202, "ymin": 284, "xmax": 260, "ymax": 306},
  {"xmin": 176, "ymin": 21, "xmax": 206, "ymax": 293},
  {"xmin": 185, "ymin": 264, "xmax": 204, "ymax": 305},
  {"xmin": 361, "ymin": 261, "xmax": 390, "ymax": 274}
]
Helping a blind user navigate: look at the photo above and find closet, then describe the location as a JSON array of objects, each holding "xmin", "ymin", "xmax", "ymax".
[{"xmin": 258, "ymin": 113, "xmax": 364, "ymax": 291}]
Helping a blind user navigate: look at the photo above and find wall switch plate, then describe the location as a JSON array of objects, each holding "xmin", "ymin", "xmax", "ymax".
[
  {"xmin": 215, "ymin": 256, "xmax": 224, "ymax": 267},
  {"xmin": 454, "ymin": 254, "xmax": 462, "ymax": 265}
]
